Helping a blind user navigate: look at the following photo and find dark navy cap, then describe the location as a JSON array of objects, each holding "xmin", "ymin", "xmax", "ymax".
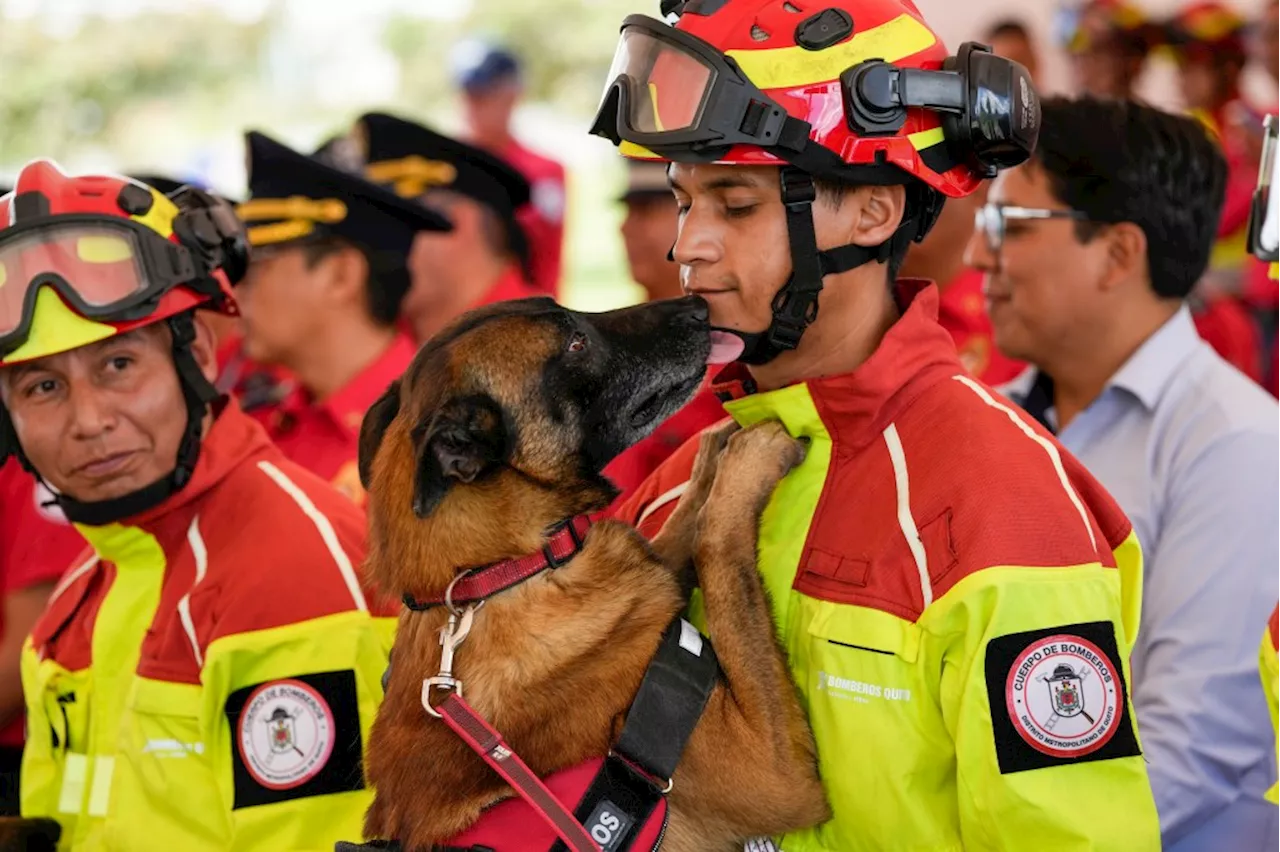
[
  {"xmin": 237, "ymin": 131, "xmax": 453, "ymax": 320},
  {"xmin": 450, "ymin": 40, "xmax": 521, "ymax": 91},
  {"xmin": 356, "ymin": 112, "xmax": 530, "ymax": 219},
  {"xmin": 238, "ymin": 130, "xmax": 451, "ymax": 251}
]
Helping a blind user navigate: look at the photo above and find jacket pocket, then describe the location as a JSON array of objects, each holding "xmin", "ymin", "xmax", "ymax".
[
  {"xmin": 785, "ymin": 596, "xmax": 962, "ymax": 851},
  {"xmin": 19, "ymin": 655, "xmax": 89, "ymax": 848},
  {"xmin": 107, "ymin": 678, "xmax": 227, "ymax": 851}
]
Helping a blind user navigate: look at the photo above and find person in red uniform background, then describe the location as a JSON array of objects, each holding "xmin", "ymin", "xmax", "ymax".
[
  {"xmin": 898, "ymin": 180, "xmax": 1026, "ymax": 385},
  {"xmin": 602, "ymin": 160, "xmax": 726, "ymax": 501},
  {"xmin": 451, "ymin": 42, "xmax": 566, "ymax": 299},
  {"xmin": 0, "ymin": 459, "xmax": 85, "ymax": 815},
  {"xmin": 1165, "ymin": 2, "xmax": 1269, "ymax": 383},
  {"xmin": 233, "ymin": 131, "xmax": 451, "ymax": 504},
  {"xmin": 1058, "ymin": 0, "xmax": 1160, "ymax": 100},
  {"xmin": 355, "ymin": 112, "xmax": 543, "ymax": 346}
]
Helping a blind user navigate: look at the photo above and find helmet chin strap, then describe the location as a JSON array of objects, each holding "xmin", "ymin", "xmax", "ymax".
[
  {"xmin": 718, "ymin": 166, "xmax": 897, "ymax": 367},
  {"xmin": 2, "ymin": 312, "xmax": 222, "ymax": 527}
]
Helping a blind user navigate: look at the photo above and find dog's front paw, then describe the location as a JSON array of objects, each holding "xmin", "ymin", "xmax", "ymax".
[
  {"xmin": 701, "ymin": 421, "xmax": 806, "ymax": 532},
  {"xmin": 686, "ymin": 419, "xmax": 741, "ymax": 503}
]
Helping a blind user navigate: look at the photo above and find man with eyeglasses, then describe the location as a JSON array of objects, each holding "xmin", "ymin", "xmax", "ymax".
[{"xmin": 966, "ymin": 96, "xmax": 1279, "ymax": 852}]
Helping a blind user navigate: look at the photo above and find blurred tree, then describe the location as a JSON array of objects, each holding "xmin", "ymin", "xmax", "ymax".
[
  {"xmin": 0, "ymin": 10, "xmax": 273, "ymax": 163},
  {"xmin": 385, "ymin": 0, "xmax": 641, "ymax": 119}
]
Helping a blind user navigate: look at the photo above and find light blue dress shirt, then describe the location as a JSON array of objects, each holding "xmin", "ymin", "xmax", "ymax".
[{"xmin": 1002, "ymin": 307, "xmax": 1279, "ymax": 852}]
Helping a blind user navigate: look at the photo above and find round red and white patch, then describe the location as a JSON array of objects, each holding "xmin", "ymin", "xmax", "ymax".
[
  {"xmin": 1004, "ymin": 633, "xmax": 1123, "ymax": 758},
  {"xmin": 237, "ymin": 679, "xmax": 334, "ymax": 790}
]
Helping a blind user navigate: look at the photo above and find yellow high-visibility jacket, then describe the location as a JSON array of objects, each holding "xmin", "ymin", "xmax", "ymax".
[
  {"xmin": 619, "ymin": 283, "xmax": 1161, "ymax": 851},
  {"xmin": 20, "ymin": 405, "xmax": 396, "ymax": 851},
  {"xmin": 1262, "ymin": 606, "xmax": 1278, "ymax": 804}
]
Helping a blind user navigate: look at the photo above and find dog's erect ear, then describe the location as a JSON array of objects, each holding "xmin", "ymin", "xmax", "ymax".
[
  {"xmin": 413, "ymin": 394, "xmax": 510, "ymax": 518},
  {"xmin": 358, "ymin": 380, "xmax": 401, "ymax": 489}
]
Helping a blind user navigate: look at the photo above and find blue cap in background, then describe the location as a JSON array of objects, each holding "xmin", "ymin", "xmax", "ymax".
[{"xmin": 450, "ymin": 39, "xmax": 521, "ymax": 91}]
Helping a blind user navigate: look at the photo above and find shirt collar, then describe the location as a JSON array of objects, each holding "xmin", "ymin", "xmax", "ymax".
[
  {"xmin": 1106, "ymin": 306, "xmax": 1201, "ymax": 410},
  {"xmin": 712, "ymin": 280, "xmax": 963, "ymax": 449},
  {"xmin": 278, "ymin": 333, "xmax": 418, "ymax": 437},
  {"xmin": 321, "ymin": 333, "xmax": 417, "ymax": 435},
  {"xmin": 999, "ymin": 306, "xmax": 1202, "ymax": 431}
]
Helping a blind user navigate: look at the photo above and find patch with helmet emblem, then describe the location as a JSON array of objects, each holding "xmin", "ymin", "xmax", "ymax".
[
  {"xmin": 984, "ymin": 621, "xmax": 1141, "ymax": 774},
  {"xmin": 225, "ymin": 670, "xmax": 364, "ymax": 808}
]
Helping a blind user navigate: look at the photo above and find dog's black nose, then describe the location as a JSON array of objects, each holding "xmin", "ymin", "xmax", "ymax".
[{"xmin": 671, "ymin": 295, "xmax": 709, "ymax": 326}]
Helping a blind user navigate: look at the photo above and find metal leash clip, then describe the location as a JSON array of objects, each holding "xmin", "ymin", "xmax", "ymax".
[{"xmin": 422, "ymin": 571, "xmax": 483, "ymax": 718}]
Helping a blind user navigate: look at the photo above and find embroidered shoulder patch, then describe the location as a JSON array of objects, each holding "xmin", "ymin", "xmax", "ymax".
[
  {"xmin": 225, "ymin": 669, "xmax": 364, "ymax": 808},
  {"xmin": 984, "ymin": 621, "xmax": 1141, "ymax": 774}
]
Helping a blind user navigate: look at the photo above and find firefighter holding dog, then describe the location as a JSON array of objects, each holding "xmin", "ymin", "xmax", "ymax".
[
  {"xmin": 0, "ymin": 165, "xmax": 393, "ymax": 850},
  {"xmin": 597, "ymin": 0, "xmax": 1160, "ymax": 848}
]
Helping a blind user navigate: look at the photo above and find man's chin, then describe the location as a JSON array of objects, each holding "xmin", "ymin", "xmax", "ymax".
[{"xmin": 62, "ymin": 472, "xmax": 162, "ymax": 506}]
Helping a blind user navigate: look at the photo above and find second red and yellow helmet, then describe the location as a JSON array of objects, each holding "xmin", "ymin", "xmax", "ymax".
[{"xmin": 590, "ymin": 0, "xmax": 1040, "ymax": 198}]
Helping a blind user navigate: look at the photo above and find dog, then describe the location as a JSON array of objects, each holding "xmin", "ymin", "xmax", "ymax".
[{"xmin": 356, "ymin": 295, "xmax": 830, "ymax": 851}]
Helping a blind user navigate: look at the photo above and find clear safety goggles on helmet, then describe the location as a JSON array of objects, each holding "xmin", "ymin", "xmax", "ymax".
[
  {"xmin": 974, "ymin": 203, "xmax": 1089, "ymax": 253},
  {"xmin": 0, "ymin": 216, "xmax": 201, "ymax": 355},
  {"xmin": 1249, "ymin": 114, "xmax": 1279, "ymax": 263},
  {"xmin": 589, "ymin": 14, "xmax": 805, "ymax": 160}
]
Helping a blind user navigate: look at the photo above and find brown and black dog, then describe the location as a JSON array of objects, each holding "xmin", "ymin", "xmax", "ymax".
[{"xmin": 356, "ymin": 296, "xmax": 829, "ymax": 851}]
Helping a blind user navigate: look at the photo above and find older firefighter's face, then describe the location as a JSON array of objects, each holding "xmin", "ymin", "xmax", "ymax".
[{"xmin": 0, "ymin": 319, "xmax": 218, "ymax": 503}]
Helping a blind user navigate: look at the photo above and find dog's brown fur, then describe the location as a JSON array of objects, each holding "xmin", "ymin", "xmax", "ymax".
[{"xmin": 359, "ymin": 299, "xmax": 829, "ymax": 851}]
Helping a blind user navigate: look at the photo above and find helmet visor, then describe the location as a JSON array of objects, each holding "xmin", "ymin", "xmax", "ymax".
[
  {"xmin": 0, "ymin": 217, "xmax": 196, "ymax": 353},
  {"xmin": 591, "ymin": 15, "xmax": 803, "ymax": 159},
  {"xmin": 602, "ymin": 24, "xmax": 716, "ymax": 135}
]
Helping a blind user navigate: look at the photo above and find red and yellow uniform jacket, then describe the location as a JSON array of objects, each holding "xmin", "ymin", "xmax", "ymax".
[
  {"xmin": 617, "ymin": 282, "xmax": 1160, "ymax": 851},
  {"xmin": 263, "ymin": 333, "xmax": 417, "ymax": 507},
  {"xmin": 21, "ymin": 403, "xmax": 396, "ymax": 851},
  {"xmin": 1262, "ymin": 606, "xmax": 1278, "ymax": 804}
]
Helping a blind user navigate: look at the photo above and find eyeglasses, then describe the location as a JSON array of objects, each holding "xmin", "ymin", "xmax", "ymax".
[{"xmin": 974, "ymin": 203, "xmax": 1089, "ymax": 253}]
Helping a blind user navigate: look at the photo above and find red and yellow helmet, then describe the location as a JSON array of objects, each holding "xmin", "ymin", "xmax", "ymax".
[
  {"xmin": 1059, "ymin": 0, "xmax": 1159, "ymax": 56},
  {"xmin": 590, "ymin": 0, "xmax": 1040, "ymax": 198},
  {"xmin": 1164, "ymin": 1, "xmax": 1248, "ymax": 62},
  {"xmin": 0, "ymin": 160, "xmax": 244, "ymax": 368}
]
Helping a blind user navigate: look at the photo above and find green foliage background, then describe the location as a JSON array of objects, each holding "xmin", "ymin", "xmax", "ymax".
[{"xmin": 0, "ymin": 0, "xmax": 650, "ymax": 310}]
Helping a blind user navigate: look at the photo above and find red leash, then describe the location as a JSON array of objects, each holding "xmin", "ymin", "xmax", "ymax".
[
  {"xmin": 438, "ymin": 693, "xmax": 602, "ymax": 852},
  {"xmin": 412, "ymin": 520, "xmax": 603, "ymax": 852}
]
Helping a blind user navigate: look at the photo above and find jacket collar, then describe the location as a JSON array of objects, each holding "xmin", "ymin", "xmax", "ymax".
[
  {"xmin": 712, "ymin": 281, "xmax": 963, "ymax": 451},
  {"xmin": 277, "ymin": 332, "xmax": 417, "ymax": 437}
]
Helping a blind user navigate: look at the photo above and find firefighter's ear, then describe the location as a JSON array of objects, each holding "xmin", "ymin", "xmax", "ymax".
[
  {"xmin": 358, "ymin": 380, "xmax": 401, "ymax": 489},
  {"xmin": 412, "ymin": 394, "xmax": 510, "ymax": 518}
]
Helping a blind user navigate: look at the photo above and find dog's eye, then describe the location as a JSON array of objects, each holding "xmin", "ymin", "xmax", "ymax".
[{"xmin": 566, "ymin": 333, "xmax": 587, "ymax": 354}]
